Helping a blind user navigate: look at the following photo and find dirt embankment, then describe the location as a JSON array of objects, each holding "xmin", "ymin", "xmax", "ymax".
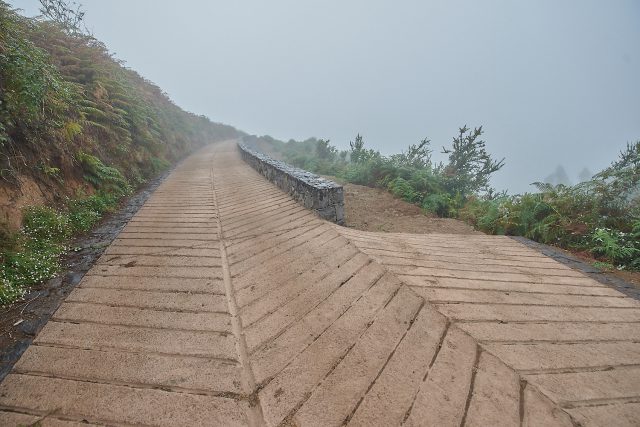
[
  {"xmin": 319, "ymin": 175, "xmax": 477, "ymax": 235},
  {"xmin": 340, "ymin": 180, "xmax": 478, "ymax": 234},
  {"xmin": 0, "ymin": 170, "xmax": 86, "ymax": 231}
]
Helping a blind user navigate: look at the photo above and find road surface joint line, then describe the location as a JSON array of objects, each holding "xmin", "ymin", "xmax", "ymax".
[{"xmin": 211, "ymin": 167, "xmax": 266, "ymax": 427}]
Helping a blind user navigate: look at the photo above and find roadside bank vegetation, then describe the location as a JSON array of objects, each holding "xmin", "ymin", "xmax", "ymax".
[
  {"xmin": 252, "ymin": 131, "xmax": 639, "ymax": 272},
  {"xmin": 0, "ymin": 1, "xmax": 240, "ymax": 303}
]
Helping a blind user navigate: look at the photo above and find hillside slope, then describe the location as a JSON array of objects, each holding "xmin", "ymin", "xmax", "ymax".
[
  {"xmin": 0, "ymin": 2, "xmax": 240, "ymax": 230},
  {"xmin": 0, "ymin": 2, "xmax": 241, "ymax": 303}
]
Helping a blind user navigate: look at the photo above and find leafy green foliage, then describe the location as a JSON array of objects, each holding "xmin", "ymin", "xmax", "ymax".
[
  {"xmin": 271, "ymin": 127, "xmax": 503, "ymax": 218},
  {"xmin": 422, "ymin": 193, "xmax": 457, "ymax": 218},
  {"xmin": 1, "ymin": 206, "xmax": 68, "ymax": 304},
  {"xmin": 0, "ymin": 190, "xmax": 121, "ymax": 305},
  {"xmin": 388, "ymin": 177, "xmax": 418, "ymax": 202},
  {"xmin": 590, "ymin": 227, "xmax": 640, "ymax": 270},
  {"xmin": 1, "ymin": 1, "xmax": 239, "ymax": 185},
  {"xmin": 389, "ymin": 138, "xmax": 432, "ymax": 170},
  {"xmin": 150, "ymin": 156, "xmax": 171, "ymax": 173},
  {"xmin": 460, "ymin": 144, "xmax": 639, "ymax": 269},
  {"xmin": 76, "ymin": 151, "xmax": 131, "ymax": 196},
  {"xmin": 67, "ymin": 192, "xmax": 118, "ymax": 231},
  {"xmin": 315, "ymin": 139, "xmax": 337, "ymax": 160},
  {"xmin": 1, "ymin": 235, "xmax": 62, "ymax": 304},
  {"xmin": 0, "ymin": 2, "xmax": 76, "ymax": 155},
  {"xmin": 22, "ymin": 206, "xmax": 71, "ymax": 243}
]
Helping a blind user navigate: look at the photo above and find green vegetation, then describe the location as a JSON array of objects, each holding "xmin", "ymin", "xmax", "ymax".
[
  {"xmin": 265, "ymin": 127, "xmax": 504, "ymax": 215},
  {"xmin": 1, "ymin": 191, "xmax": 121, "ymax": 303},
  {"xmin": 460, "ymin": 141, "xmax": 639, "ymax": 270},
  {"xmin": 0, "ymin": 1, "xmax": 240, "ymax": 304},
  {"xmin": 0, "ymin": 0, "xmax": 238, "ymax": 183},
  {"xmin": 259, "ymin": 134, "xmax": 640, "ymax": 271}
]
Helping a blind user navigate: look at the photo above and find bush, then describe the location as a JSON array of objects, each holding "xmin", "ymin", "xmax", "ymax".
[
  {"xmin": 150, "ymin": 156, "xmax": 171, "ymax": 173},
  {"xmin": 590, "ymin": 227, "xmax": 640, "ymax": 270},
  {"xmin": 68, "ymin": 192, "xmax": 118, "ymax": 231},
  {"xmin": 388, "ymin": 177, "xmax": 418, "ymax": 203},
  {"xmin": 0, "ymin": 190, "xmax": 124, "ymax": 305},
  {"xmin": 1, "ymin": 238, "xmax": 62, "ymax": 303},
  {"xmin": 76, "ymin": 152, "xmax": 131, "ymax": 196},
  {"xmin": 341, "ymin": 162, "xmax": 376, "ymax": 186},
  {"xmin": 0, "ymin": 3, "xmax": 76, "ymax": 142},
  {"xmin": 1, "ymin": 206, "xmax": 69, "ymax": 304},
  {"xmin": 422, "ymin": 193, "xmax": 457, "ymax": 218}
]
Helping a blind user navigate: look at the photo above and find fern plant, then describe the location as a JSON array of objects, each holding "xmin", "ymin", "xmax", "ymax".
[
  {"xmin": 76, "ymin": 151, "xmax": 131, "ymax": 196},
  {"xmin": 590, "ymin": 227, "xmax": 640, "ymax": 269}
]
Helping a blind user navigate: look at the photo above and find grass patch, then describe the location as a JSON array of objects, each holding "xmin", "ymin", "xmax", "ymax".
[{"xmin": 0, "ymin": 191, "xmax": 122, "ymax": 305}]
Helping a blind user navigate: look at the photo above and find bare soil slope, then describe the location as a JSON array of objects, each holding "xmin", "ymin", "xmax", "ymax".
[{"xmin": 328, "ymin": 178, "xmax": 478, "ymax": 234}]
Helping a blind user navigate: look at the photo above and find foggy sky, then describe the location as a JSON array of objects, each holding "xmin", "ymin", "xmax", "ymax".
[{"xmin": 13, "ymin": 0, "xmax": 640, "ymax": 193}]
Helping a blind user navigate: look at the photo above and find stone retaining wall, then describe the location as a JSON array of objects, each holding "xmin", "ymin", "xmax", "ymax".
[{"xmin": 237, "ymin": 141, "xmax": 345, "ymax": 224}]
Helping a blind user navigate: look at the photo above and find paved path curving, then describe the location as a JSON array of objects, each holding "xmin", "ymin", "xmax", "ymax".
[{"xmin": 1, "ymin": 141, "xmax": 639, "ymax": 426}]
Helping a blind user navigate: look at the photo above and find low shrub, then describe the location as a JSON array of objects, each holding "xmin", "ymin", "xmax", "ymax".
[
  {"xmin": 1, "ymin": 207, "xmax": 68, "ymax": 304},
  {"xmin": 590, "ymin": 226, "xmax": 640, "ymax": 270},
  {"xmin": 422, "ymin": 193, "xmax": 457, "ymax": 218},
  {"xmin": 76, "ymin": 152, "xmax": 132, "ymax": 196},
  {"xmin": 388, "ymin": 177, "xmax": 418, "ymax": 203},
  {"xmin": 22, "ymin": 205, "xmax": 71, "ymax": 243}
]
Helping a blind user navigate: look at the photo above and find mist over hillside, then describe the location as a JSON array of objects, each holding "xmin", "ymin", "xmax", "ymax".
[{"xmin": 12, "ymin": 0, "xmax": 640, "ymax": 194}]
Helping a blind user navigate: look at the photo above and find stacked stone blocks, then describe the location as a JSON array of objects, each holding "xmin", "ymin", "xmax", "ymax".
[{"xmin": 238, "ymin": 142, "xmax": 345, "ymax": 225}]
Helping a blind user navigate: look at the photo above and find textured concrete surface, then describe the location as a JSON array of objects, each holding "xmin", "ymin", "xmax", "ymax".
[
  {"xmin": 337, "ymin": 228, "xmax": 640, "ymax": 427},
  {"xmin": 1, "ymin": 140, "xmax": 638, "ymax": 426}
]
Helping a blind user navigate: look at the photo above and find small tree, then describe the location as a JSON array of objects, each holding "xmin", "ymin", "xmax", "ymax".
[
  {"xmin": 348, "ymin": 133, "xmax": 379, "ymax": 164},
  {"xmin": 442, "ymin": 125, "xmax": 504, "ymax": 197},
  {"xmin": 390, "ymin": 137, "xmax": 432, "ymax": 169},
  {"xmin": 39, "ymin": 0, "xmax": 87, "ymax": 35},
  {"xmin": 349, "ymin": 134, "xmax": 365, "ymax": 163},
  {"xmin": 315, "ymin": 138, "xmax": 336, "ymax": 160}
]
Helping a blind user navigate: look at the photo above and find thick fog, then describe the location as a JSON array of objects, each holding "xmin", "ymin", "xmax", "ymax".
[{"xmin": 13, "ymin": 0, "xmax": 640, "ymax": 193}]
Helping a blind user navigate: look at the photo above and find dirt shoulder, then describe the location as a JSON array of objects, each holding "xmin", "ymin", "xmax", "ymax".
[{"xmin": 332, "ymin": 178, "xmax": 479, "ymax": 235}]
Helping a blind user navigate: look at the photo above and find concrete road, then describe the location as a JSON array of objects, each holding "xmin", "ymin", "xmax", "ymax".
[{"xmin": 1, "ymin": 141, "xmax": 638, "ymax": 426}]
